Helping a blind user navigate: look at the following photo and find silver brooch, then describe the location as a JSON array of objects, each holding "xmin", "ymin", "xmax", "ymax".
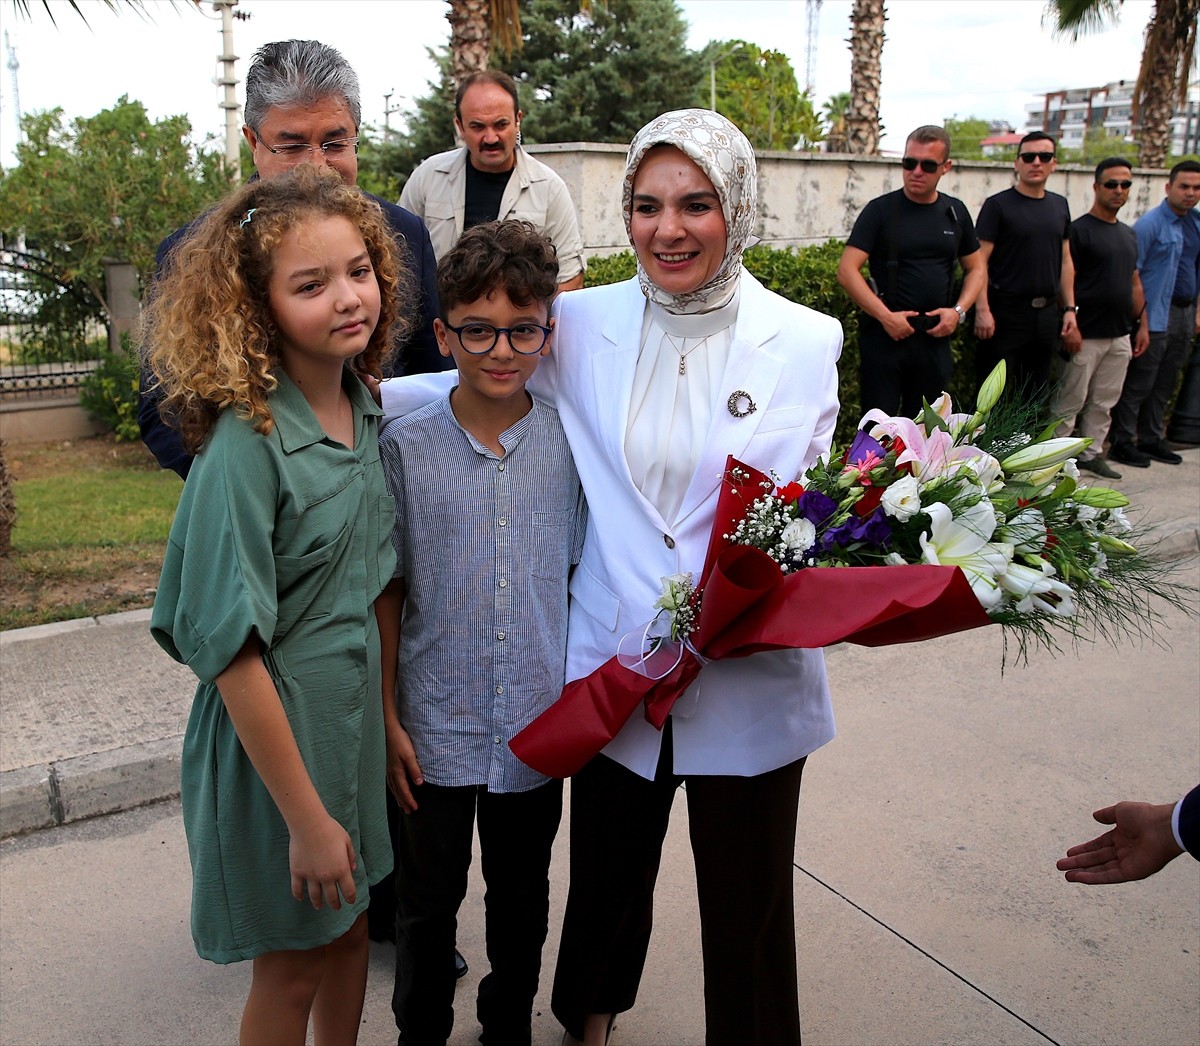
[{"xmin": 727, "ymin": 390, "xmax": 757, "ymax": 418}]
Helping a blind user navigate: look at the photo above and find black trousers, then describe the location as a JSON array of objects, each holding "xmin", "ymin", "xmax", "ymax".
[
  {"xmin": 858, "ymin": 318, "xmax": 953, "ymax": 418},
  {"xmin": 976, "ymin": 296, "xmax": 1061, "ymax": 408},
  {"xmin": 392, "ymin": 779, "xmax": 563, "ymax": 1046},
  {"xmin": 551, "ymin": 722, "xmax": 807, "ymax": 1046}
]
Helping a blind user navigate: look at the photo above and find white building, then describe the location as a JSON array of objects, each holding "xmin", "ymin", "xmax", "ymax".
[{"xmin": 1024, "ymin": 80, "xmax": 1200, "ymax": 157}]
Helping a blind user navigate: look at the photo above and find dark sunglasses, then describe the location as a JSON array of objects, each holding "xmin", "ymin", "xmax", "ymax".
[
  {"xmin": 901, "ymin": 156, "xmax": 942, "ymax": 173},
  {"xmin": 1019, "ymin": 151, "xmax": 1055, "ymax": 164},
  {"xmin": 1102, "ymin": 179, "xmax": 1133, "ymax": 190}
]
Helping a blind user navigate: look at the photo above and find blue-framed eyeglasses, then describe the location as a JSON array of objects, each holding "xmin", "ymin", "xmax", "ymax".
[
  {"xmin": 444, "ymin": 321, "xmax": 551, "ymax": 355},
  {"xmin": 262, "ymin": 136, "xmax": 360, "ymax": 165}
]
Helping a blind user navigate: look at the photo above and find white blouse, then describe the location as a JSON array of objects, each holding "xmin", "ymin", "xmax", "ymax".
[{"xmin": 624, "ymin": 287, "xmax": 741, "ymax": 524}]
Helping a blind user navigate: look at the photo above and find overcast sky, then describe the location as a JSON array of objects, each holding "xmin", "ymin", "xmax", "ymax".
[{"xmin": 0, "ymin": 0, "xmax": 1153, "ymax": 168}]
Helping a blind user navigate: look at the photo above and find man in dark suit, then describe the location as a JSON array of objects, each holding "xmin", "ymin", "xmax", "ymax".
[
  {"xmin": 138, "ymin": 38, "xmax": 449, "ymax": 478},
  {"xmin": 1057, "ymin": 784, "xmax": 1199, "ymax": 883}
]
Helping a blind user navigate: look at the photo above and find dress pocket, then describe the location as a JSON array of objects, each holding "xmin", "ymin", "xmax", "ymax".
[{"xmin": 274, "ymin": 525, "xmax": 349, "ymax": 635}]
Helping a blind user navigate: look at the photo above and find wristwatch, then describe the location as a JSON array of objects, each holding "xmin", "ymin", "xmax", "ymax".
[{"xmin": 953, "ymin": 304, "xmax": 966, "ymax": 325}]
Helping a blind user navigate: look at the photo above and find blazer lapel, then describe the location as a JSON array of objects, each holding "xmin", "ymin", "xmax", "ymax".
[
  {"xmin": 675, "ymin": 276, "xmax": 785, "ymax": 526},
  {"xmin": 591, "ymin": 281, "xmax": 673, "ymax": 535}
]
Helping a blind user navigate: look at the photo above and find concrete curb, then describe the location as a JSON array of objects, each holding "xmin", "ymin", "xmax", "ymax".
[
  {"xmin": 0, "ymin": 607, "xmax": 152, "ymax": 647},
  {"xmin": 0, "ymin": 735, "xmax": 182, "ymax": 840}
]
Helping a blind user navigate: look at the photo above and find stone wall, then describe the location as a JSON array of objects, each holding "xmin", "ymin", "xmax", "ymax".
[{"xmin": 527, "ymin": 143, "xmax": 1164, "ymax": 258}]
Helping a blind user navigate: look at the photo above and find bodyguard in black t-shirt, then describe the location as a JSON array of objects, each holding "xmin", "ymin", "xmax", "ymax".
[
  {"xmin": 1049, "ymin": 159, "xmax": 1149, "ymax": 480},
  {"xmin": 974, "ymin": 131, "xmax": 1080, "ymax": 404},
  {"xmin": 838, "ymin": 125, "xmax": 985, "ymax": 416}
]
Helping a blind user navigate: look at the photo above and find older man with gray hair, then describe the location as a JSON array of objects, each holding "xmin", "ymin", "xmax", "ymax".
[{"xmin": 139, "ymin": 39, "xmax": 448, "ymax": 478}]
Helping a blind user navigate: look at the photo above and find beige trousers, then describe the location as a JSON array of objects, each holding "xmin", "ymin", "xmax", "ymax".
[{"xmin": 1053, "ymin": 334, "xmax": 1133, "ymax": 460}]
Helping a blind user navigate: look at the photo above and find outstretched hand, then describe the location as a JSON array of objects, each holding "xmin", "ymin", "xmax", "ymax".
[{"xmin": 1057, "ymin": 800, "xmax": 1183, "ymax": 885}]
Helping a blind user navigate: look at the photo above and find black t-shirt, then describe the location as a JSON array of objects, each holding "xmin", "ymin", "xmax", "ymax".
[
  {"xmin": 464, "ymin": 162, "xmax": 513, "ymax": 230},
  {"xmin": 846, "ymin": 190, "xmax": 980, "ymax": 313},
  {"xmin": 976, "ymin": 187, "xmax": 1071, "ymax": 298},
  {"xmin": 1070, "ymin": 213, "xmax": 1138, "ymax": 338}
]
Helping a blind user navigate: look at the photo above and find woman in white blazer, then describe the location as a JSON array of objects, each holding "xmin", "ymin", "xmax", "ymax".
[
  {"xmin": 381, "ymin": 110, "xmax": 842, "ymax": 1046},
  {"xmin": 543, "ymin": 112, "xmax": 841, "ymax": 1046}
]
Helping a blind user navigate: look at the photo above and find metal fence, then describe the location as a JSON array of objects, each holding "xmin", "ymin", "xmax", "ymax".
[{"xmin": 0, "ymin": 265, "xmax": 108, "ymax": 401}]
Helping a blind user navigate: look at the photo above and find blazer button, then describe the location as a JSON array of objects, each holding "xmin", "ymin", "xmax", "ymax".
[{"xmin": 663, "ymin": 534, "xmax": 675, "ymax": 549}]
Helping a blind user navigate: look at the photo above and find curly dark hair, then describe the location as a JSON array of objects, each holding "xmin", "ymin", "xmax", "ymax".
[{"xmin": 436, "ymin": 220, "xmax": 559, "ymax": 317}]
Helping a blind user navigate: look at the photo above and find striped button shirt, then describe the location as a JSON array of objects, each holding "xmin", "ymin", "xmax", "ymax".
[{"xmin": 379, "ymin": 395, "xmax": 586, "ymax": 793}]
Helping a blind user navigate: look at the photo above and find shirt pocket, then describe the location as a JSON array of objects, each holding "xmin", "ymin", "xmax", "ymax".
[{"xmin": 530, "ymin": 508, "xmax": 574, "ymax": 581}]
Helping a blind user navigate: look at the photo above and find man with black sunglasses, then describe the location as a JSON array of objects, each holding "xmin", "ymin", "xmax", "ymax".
[
  {"xmin": 1050, "ymin": 158, "xmax": 1149, "ymax": 479},
  {"xmin": 974, "ymin": 131, "xmax": 1078, "ymax": 407},
  {"xmin": 837, "ymin": 125, "xmax": 985, "ymax": 415},
  {"xmin": 1108, "ymin": 159, "xmax": 1200, "ymax": 467}
]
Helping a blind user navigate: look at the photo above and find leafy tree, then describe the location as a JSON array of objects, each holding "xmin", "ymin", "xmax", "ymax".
[
  {"xmin": 515, "ymin": 0, "xmax": 703, "ymax": 145},
  {"xmin": 0, "ymin": 97, "xmax": 229, "ymax": 321},
  {"xmin": 1058, "ymin": 125, "xmax": 1141, "ymax": 166},
  {"xmin": 822, "ymin": 91, "xmax": 851, "ymax": 152},
  {"xmin": 380, "ymin": 0, "xmax": 703, "ymax": 192},
  {"xmin": 944, "ymin": 117, "xmax": 993, "ymax": 160},
  {"xmin": 698, "ymin": 40, "xmax": 815, "ymax": 150}
]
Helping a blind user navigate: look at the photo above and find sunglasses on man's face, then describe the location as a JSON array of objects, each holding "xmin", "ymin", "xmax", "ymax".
[
  {"xmin": 901, "ymin": 156, "xmax": 942, "ymax": 173},
  {"xmin": 1019, "ymin": 151, "xmax": 1055, "ymax": 164},
  {"xmin": 1102, "ymin": 179, "xmax": 1133, "ymax": 190}
]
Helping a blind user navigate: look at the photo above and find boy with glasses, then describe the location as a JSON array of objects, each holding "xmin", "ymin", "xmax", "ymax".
[
  {"xmin": 1050, "ymin": 158, "xmax": 1149, "ymax": 479},
  {"xmin": 974, "ymin": 131, "xmax": 1079, "ymax": 407},
  {"xmin": 837, "ymin": 124, "xmax": 985, "ymax": 415},
  {"xmin": 377, "ymin": 221, "xmax": 586, "ymax": 1046}
]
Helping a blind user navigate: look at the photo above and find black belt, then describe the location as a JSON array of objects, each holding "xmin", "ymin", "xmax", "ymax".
[
  {"xmin": 1171, "ymin": 296, "xmax": 1196, "ymax": 307},
  {"xmin": 991, "ymin": 289, "xmax": 1056, "ymax": 309}
]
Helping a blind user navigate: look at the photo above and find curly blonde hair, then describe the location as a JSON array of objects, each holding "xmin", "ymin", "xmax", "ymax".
[{"xmin": 141, "ymin": 165, "xmax": 409, "ymax": 453}]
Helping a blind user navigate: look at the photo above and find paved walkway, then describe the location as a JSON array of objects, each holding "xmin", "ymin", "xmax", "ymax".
[{"xmin": 1, "ymin": 449, "xmax": 1197, "ymax": 1044}]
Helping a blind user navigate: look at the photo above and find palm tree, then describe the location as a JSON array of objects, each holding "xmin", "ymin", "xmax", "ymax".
[
  {"xmin": 822, "ymin": 91, "xmax": 851, "ymax": 152},
  {"xmin": 446, "ymin": 0, "xmax": 523, "ymax": 85},
  {"xmin": 1045, "ymin": 0, "xmax": 1199, "ymax": 169},
  {"xmin": 845, "ymin": 0, "xmax": 885, "ymax": 155}
]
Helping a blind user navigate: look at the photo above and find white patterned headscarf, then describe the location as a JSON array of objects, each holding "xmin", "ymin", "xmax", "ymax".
[{"xmin": 622, "ymin": 109, "xmax": 757, "ymax": 314}]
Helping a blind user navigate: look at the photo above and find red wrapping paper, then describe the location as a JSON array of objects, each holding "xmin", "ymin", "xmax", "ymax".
[{"xmin": 510, "ymin": 456, "xmax": 994, "ymax": 778}]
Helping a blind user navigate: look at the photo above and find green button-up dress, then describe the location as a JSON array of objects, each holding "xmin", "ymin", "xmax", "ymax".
[{"xmin": 151, "ymin": 369, "xmax": 396, "ymax": 963}]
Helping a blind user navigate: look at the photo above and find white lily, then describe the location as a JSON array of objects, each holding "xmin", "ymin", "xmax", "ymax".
[
  {"xmin": 998, "ymin": 507, "xmax": 1046, "ymax": 554},
  {"xmin": 1001, "ymin": 437, "xmax": 1091, "ymax": 475},
  {"xmin": 919, "ymin": 500, "xmax": 1012, "ymax": 609}
]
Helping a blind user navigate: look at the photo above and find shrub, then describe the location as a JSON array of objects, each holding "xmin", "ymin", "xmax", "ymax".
[
  {"xmin": 583, "ymin": 241, "xmax": 981, "ymax": 446},
  {"xmin": 79, "ymin": 338, "xmax": 140, "ymax": 442}
]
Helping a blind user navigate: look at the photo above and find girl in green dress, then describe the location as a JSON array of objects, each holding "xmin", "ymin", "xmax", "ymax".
[{"xmin": 143, "ymin": 166, "xmax": 409, "ymax": 1045}]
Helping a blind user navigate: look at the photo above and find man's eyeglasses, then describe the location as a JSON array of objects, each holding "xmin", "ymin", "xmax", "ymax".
[
  {"xmin": 901, "ymin": 156, "xmax": 942, "ymax": 173},
  {"xmin": 261, "ymin": 136, "xmax": 360, "ymax": 164},
  {"xmin": 1019, "ymin": 151, "xmax": 1055, "ymax": 164},
  {"xmin": 1102, "ymin": 179, "xmax": 1133, "ymax": 190},
  {"xmin": 445, "ymin": 321, "xmax": 551, "ymax": 355}
]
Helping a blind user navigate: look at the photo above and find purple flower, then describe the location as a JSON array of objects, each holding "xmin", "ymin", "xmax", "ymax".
[
  {"xmin": 847, "ymin": 429, "xmax": 887, "ymax": 467},
  {"xmin": 798, "ymin": 489, "xmax": 837, "ymax": 527},
  {"xmin": 821, "ymin": 508, "xmax": 892, "ymax": 551}
]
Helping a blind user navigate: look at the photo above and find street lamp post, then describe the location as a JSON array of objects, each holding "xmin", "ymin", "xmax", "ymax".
[{"xmin": 709, "ymin": 44, "xmax": 747, "ymax": 112}]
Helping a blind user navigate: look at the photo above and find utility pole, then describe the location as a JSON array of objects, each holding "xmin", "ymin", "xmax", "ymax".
[
  {"xmin": 212, "ymin": 0, "xmax": 249, "ymax": 182},
  {"xmin": 4, "ymin": 30, "xmax": 21, "ymax": 156},
  {"xmin": 384, "ymin": 90, "xmax": 403, "ymax": 141}
]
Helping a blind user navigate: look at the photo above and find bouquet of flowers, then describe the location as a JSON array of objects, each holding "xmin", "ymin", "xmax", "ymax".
[{"xmin": 511, "ymin": 363, "xmax": 1184, "ymax": 778}]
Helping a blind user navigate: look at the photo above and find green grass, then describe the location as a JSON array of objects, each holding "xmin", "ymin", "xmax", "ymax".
[
  {"xmin": 1, "ymin": 437, "xmax": 181, "ymax": 630},
  {"xmin": 13, "ymin": 470, "xmax": 179, "ymax": 550}
]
